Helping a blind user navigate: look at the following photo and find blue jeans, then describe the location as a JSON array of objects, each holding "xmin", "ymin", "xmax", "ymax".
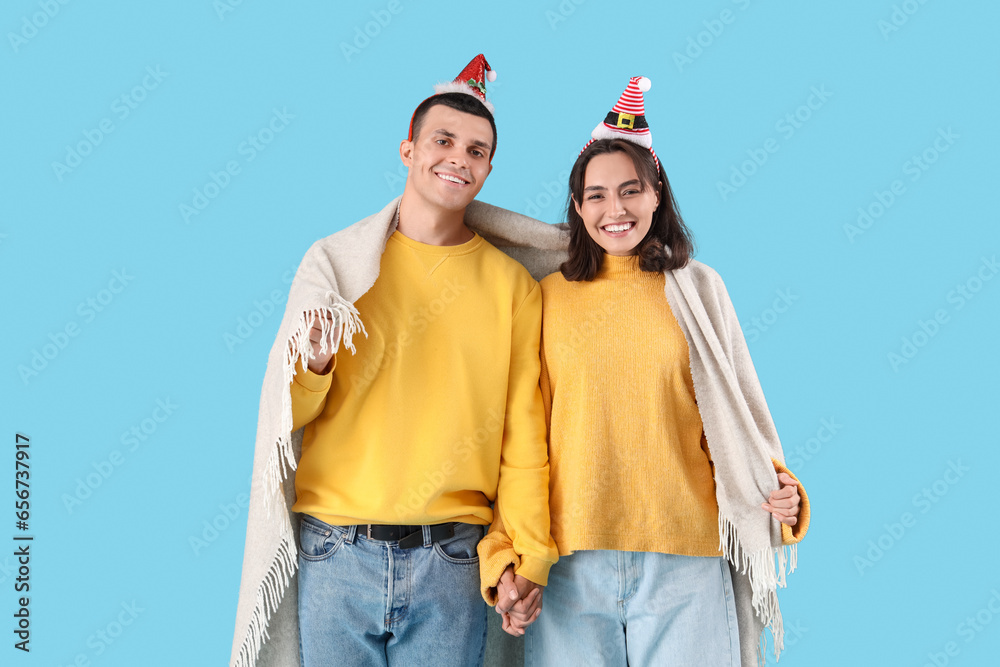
[
  {"xmin": 297, "ymin": 515, "xmax": 488, "ymax": 667},
  {"xmin": 525, "ymin": 550, "xmax": 740, "ymax": 667}
]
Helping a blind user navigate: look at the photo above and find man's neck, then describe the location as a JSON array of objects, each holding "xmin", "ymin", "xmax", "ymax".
[{"xmin": 396, "ymin": 192, "xmax": 475, "ymax": 246}]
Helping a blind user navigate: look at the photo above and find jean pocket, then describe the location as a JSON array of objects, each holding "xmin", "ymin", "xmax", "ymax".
[
  {"xmin": 432, "ymin": 525, "xmax": 481, "ymax": 565},
  {"xmin": 297, "ymin": 516, "xmax": 346, "ymax": 562}
]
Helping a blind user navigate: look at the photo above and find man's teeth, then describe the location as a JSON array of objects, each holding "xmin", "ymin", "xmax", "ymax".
[
  {"xmin": 437, "ymin": 173, "xmax": 466, "ymax": 184},
  {"xmin": 604, "ymin": 223, "xmax": 633, "ymax": 233}
]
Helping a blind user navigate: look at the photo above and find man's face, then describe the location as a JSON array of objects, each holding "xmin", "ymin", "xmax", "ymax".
[{"xmin": 400, "ymin": 104, "xmax": 494, "ymax": 213}]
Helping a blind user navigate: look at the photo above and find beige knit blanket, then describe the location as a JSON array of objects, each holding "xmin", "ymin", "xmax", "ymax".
[{"xmin": 230, "ymin": 196, "xmax": 796, "ymax": 667}]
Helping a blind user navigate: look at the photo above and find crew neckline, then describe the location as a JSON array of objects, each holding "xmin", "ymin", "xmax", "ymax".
[{"xmin": 389, "ymin": 229, "xmax": 484, "ymax": 256}]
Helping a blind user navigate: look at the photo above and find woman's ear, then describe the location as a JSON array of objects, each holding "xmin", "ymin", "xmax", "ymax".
[{"xmin": 572, "ymin": 195, "xmax": 582, "ymax": 217}]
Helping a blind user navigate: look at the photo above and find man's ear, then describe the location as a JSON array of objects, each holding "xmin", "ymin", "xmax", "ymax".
[{"xmin": 400, "ymin": 139, "xmax": 413, "ymax": 167}]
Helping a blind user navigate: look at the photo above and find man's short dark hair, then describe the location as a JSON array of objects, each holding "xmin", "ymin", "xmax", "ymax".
[{"xmin": 409, "ymin": 92, "xmax": 497, "ymax": 159}]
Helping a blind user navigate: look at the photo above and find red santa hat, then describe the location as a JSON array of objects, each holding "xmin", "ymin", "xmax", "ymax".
[
  {"xmin": 581, "ymin": 76, "xmax": 659, "ymax": 171},
  {"xmin": 407, "ymin": 54, "xmax": 498, "ymax": 156},
  {"xmin": 432, "ymin": 53, "xmax": 497, "ymax": 113}
]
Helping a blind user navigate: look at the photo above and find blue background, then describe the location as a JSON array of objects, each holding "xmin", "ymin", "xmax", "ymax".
[{"xmin": 2, "ymin": 1, "xmax": 998, "ymax": 665}]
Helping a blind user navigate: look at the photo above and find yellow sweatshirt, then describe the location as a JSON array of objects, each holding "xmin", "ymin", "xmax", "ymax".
[
  {"xmin": 289, "ymin": 230, "xmax": 558, "ymax": 585},
  {"xmin": 478, "ymin": 254, "xmax": 808, "ymax": 599}
]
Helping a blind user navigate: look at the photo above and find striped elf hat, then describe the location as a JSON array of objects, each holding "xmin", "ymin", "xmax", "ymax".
[{"xmin": 581, "ymin": 76, "xmax": 659, "ymax": 170}]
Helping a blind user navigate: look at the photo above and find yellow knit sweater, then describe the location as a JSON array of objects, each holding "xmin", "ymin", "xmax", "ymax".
[
  {"xmin": 540, "ymin": 253, "xmax": 721, "ymax": 556},
  {"xmin": 478, "ymin": 254, "xmax": 808, "ymax": 600}
]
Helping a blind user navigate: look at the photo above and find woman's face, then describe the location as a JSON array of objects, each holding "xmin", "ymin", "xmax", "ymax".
[{"xmin": 573, "ymin": 151, "xmax": 660, "ymax": 257}]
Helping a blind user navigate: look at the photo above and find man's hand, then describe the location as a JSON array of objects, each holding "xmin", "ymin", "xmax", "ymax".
[
  {"xmin": 305, "ymin": 312, "xmax": 338, "ymax": 375},
  {"xmin": 762, "ymin": 472, "xmax": 801, "ymax": 526},
  {"xmin": 495, "ymin": 565, "xmax": 543, "ymax": 637}
]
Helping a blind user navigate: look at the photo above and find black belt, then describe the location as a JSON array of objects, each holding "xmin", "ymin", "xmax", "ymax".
[{"xmin": 354, "ymin": 522, "xmax": 456, "ymax": 550}]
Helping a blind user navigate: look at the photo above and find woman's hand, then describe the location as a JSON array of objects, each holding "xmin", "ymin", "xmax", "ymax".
[
  {"xmin": 495, "ymin": 565, "xmax": 543, "ymax": 636},
  {"xmin": 762, "ymin": 472, "xmax": 800, "ymax": 526}
]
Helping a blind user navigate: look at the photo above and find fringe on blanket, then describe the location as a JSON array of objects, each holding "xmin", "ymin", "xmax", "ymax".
[
  {"xmin": 263, "ymin": 293, "xmax": 367, "ymax": 516},
  {"xmin": 719, "ymin": 512, "xmax": 798, "ymax": 666},
  {"xmin": 232, "ymin": 526, "xmax": 296, "ymax": 667},
  {"xmin": 232, "ymin": 293, "xmax": 366, "ymax": 667}
]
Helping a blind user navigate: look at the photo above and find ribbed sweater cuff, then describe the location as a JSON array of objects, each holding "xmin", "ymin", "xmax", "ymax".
[
  {"xmin": 478, "ymin": 545, "xmax": 519, "ymax": 606},
  {"xmin": 515, "ymin": 555, "xmax": 553, "ymax": 587},
  {"xmin": 773, "ymin": 458, "xmax": 810, "ymax": 544},
  {"xmin": 293, "ymin": 359, "xmax": 335, "ymax": 392}
]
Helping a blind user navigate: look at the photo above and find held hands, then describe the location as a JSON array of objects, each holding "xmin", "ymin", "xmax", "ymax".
[
  {"xmin": 495, "ymin": 565, "xmax": 543, "ymax": 637},
  {"xmin": 762, "ymin": 472, "xmax": 801, "ymax": 526}
]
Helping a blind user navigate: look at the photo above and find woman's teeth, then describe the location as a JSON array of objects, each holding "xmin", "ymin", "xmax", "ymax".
[{"xmin": 603, "ymin": 223, "xmax": 633, "ymax": 233}]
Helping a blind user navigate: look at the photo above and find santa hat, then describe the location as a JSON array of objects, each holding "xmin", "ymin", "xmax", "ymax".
[
  {"xmin": 407, "ymin": 54, "xmax": 498, "ymax": 156},
  {"xmin": 432, "ymin": 53, "xmax": 497, "ymax": 114},
  {"xmin": 581, "ymin": 76, "xmax": 659, "ymax": 170}
]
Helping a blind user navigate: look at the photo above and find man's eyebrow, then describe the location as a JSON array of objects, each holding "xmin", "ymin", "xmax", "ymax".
[{"xmin": 430, "ymin": 128, "xmax": 492, "ymax": 151}]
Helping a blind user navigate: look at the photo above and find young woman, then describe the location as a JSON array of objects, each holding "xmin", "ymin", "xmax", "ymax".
[{"xmin": 481, "ymin": 77, "xmax": 810, "ymax": 667}]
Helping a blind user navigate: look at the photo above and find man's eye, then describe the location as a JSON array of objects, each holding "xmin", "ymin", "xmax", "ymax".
[
  {"xmin": 471, "ymin": 149, "xmax": 484, "ymax": 157},
  {"xmin": 436, "ymin": 139, "xmax": 448, "ymax": 145}
]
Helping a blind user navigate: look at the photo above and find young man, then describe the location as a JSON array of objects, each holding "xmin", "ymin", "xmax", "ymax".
[{"xmin": 229, "ymin": 55, "xmax": 558, "ymax": 667}]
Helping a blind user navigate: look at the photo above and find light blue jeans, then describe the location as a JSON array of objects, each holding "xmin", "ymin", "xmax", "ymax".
[
  {"xmin": 297, "ymin": 515, "xmax": 488, "ymax": 667},
  {"xmin": 525, "ymin": 550, "xmax": 740, "ymax": 667}
]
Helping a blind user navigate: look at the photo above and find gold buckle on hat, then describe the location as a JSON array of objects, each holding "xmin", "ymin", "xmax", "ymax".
[{"xmin": 616, "ymin": 113, "xmax": 635, "ymax": 129}]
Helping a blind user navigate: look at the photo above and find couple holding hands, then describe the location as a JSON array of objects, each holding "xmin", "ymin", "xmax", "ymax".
[{"xmin": 230, "ymin": 55, "xmax": 809, "ymax": 667}]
